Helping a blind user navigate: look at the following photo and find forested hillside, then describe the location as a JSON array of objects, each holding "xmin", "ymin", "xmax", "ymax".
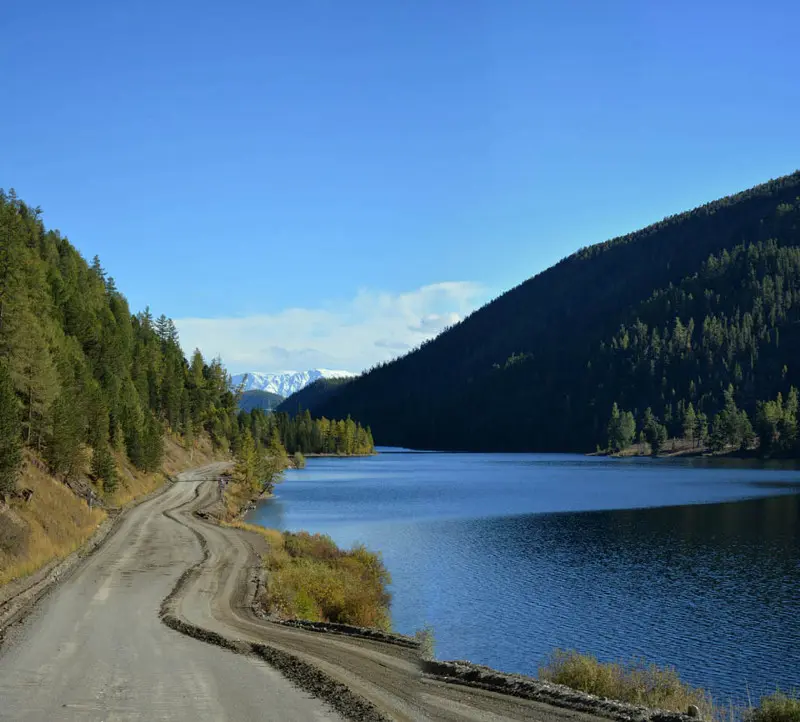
[
  {"xmin": 0, "ymin": 189, "xmax": 242, "ymax": 504},
  {"xmin": 276, "ymin": 377, "xmax": 352, "ymax": 416},
  {"xmin": 238, "ymin": 389, "xmax": 284, "ymax": 413},
  {"xmin": 313, "ymin": 172, "xmax": 800, "ymax": 453}
]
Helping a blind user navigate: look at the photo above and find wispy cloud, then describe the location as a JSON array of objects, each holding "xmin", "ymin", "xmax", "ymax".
[{"xmin": 174, "ymin": 281, "xmax": 486, "ymax": 374}]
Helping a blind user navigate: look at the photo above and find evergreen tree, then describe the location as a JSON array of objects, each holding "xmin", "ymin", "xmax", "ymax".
[
  {"xmin": 46, "ymin": 391, "xmax": 86, "ymax": 480},
  {"xmin": 0, "ymin": 364, "xmax": 22, "ymax": 498},
  {"xmin": 711, "ymin": 386, "xmax": 754, "ymax": 452},
  {"xmin": 643, "ymin": 407, "xmax": 668, "ymax": 456},
  {"xmin": 234, "ymin": 429, "xmax": 258, "ymax": 492},
  {"xmin": 682, "ymin": 403, "xmax": 698, "ymax": 446},
  {"xmin": 756, "ymin": 387, "xmax": 798, "ymax": 456},
  {"xmin": 607, "ymin": 403, "xmax": 636, "ymax": 452},
  {"xmin": 91, "ymin": 443, "xmax": 117, "ymax": 493},
  {"xmin": 696, "ymin": 412, "xmax": 709, "ymax": 448}
]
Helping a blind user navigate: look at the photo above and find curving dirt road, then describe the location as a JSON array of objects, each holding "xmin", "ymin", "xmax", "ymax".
[{"xmin": 0, "ymin": 465, "xmax": 607, "ymax": 722}]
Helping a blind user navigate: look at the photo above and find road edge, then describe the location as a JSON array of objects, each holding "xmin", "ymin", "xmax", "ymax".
[
  {"xmin": 0, "ymin": 475, "xmax": 176, "ymax": 646},
  {"xmin": 159, "ymin": 482, "xmax": 390, "ymax": 722}
]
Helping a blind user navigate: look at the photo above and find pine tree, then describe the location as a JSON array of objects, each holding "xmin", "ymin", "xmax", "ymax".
[
  {"xmin": 696, "ymin": 412, "xmax": 709, "ymax": 448},
  {"xmin": 139, "ymin": 413, "xmax": 164, "ymax": 472},
  {"xmin": 8, "ymin": 308, "xmax": 59, "ymax": 448},
  {"xmin": 643, "ymin": 408, "xmax": 668, "ymax": 456},
  {"xmin": 46, "ymin": 391, "xmax": 87, "ymax": 481},
  {"xmin": 0, "ymin": 364, "xmax": 22, "ymax": 499},
  {"xmin": 234, "ymin": 428, "xmax": 258, "ymax": 491},
  {"xmin": 607, "ymin": 403, "xmax": 635, "ymax": 452},
  {"xmin": 91, "ymin": 442, "xmax": 117, "ymax": 493},
  {"xmin": 711, "ymin": 386, "xmax": 753, "ymax": 452},
  {"xmin": 682, "ymin": 403, "xmax": 698, "ymax": 446}
]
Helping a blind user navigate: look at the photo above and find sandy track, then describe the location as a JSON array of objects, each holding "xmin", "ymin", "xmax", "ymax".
[{"xmin": 0, "ymin": 464, "xmax": 608, "ymax": 721}]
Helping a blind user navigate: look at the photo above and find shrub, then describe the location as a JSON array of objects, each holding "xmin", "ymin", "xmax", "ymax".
[
  {"xmin": 748, "ymin": 693, "xmax": 800, "ymax": 722},
  {"xmin": 416, "ymin": 626, "xmax": 435, "ymax": 660},
  {"xmin": 259, "ymin": 529, "xmax": 391, "ymax": 630},
  {"xmin": 293, "ymin": 451, "xmax": 306, "ymax": 469},
  {"xmin": 539, "ymin": 650, "xmax": 713, "ymax": 716}
]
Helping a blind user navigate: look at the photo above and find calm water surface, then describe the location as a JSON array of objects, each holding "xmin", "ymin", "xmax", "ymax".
[{"xmin": 246, "ymin": 452, "xmax": 800, "ymax": 701}]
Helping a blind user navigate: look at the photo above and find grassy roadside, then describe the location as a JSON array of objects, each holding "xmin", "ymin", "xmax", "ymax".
[
  {"xmin": 227, "ymin": 521, "xmax": 392, "ymax": 630},
  {"xmin": 0, "ymin": 452, "xmax": 106, "ymax": 585},
  {"xmin": 0, "ymin": 434, "xmax": 224, "ymax": 586},
  {"xmin": 540, "ymin": 650, "xmax": 800, "ymax": 722}
]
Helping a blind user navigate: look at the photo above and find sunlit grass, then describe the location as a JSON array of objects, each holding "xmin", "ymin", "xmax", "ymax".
[
  {"xmin": 0, "ymin": 453, "xmax": 106, "ymax": 585},
  {"xmin": 1, "ymin": 435, "xmax": 224, "ymax": 586},
  {"xmin": 747, "ymin": 692, "xmax": 800, "ymax": 722},
  {"xmin": 539, "ymin": 649, "xmax": 714, "ymax": 717}
]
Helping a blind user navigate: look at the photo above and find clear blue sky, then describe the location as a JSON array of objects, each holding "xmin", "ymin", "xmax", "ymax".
[{"xmin": 3, "ymin": 1, "xmax": 799, "ymax": 373}]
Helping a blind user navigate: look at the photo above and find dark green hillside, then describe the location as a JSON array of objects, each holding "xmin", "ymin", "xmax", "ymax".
[
  {"xmin": 239, "ymin": 389, "xmax": 284, "ymax": 413},
  {"xmin": 276, "ymin": 377, "xmax": 352, "ymax": 416},
  {"xmin": 0, "ymin": 189, "xmax": 246, "ymax": 497},
  {"xmin": 313, "ymin": 172, "xmax": 800, "ymax": 452}
]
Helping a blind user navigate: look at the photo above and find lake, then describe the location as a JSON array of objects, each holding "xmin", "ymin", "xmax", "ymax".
[{"xmin": 245, "ymin": 452, "xmax": 800, "ymax": 703}]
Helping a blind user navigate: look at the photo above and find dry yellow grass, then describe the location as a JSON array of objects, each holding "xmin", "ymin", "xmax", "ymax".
[
  {"xmin": 226, "ymin": 521, "xmax": 392, "ymax": 629},
  {"xmin": 0, "ymin": 453, "xmax": 106, "ymax": 585},
  {"xmin": 539, "ymin": 650, "xmax": 714, "ymax": 717},
  {"xmin": 748, "ymin": 693, "xmax": 800, "ymax": 722},
  {"xmin": 107, "ymin": 434, "xmax": 222, "ymax": 507},
  {"xmin": 220, "ymin": 480, "xmax": 256, "ymax": 520},
  {"xmin": 0, "ymin": 435, "xmax": 227, "ymax": 587}
]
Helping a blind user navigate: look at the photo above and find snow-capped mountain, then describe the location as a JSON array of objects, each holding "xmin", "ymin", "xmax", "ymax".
[{"xmin": 230, "ymin": 369, "xmax": 356, "ymax": 398}]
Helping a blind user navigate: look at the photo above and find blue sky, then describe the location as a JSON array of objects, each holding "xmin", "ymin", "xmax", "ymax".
[{"xmin": 3, "ymin": 1, "xmax": 799, "ymax": 373}]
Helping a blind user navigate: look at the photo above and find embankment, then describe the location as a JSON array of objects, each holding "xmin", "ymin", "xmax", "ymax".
[{"xmin": 0, "ymin": 434, "xmax": 226, "ymax": 625}]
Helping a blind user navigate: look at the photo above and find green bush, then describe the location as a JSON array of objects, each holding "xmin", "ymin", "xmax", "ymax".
[{"xmin": 748, "ymin": 693, "xmax": 800, "ymax": 722}]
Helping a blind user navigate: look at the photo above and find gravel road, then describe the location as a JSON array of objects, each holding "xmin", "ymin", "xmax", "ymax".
[{"xmin": 0, "ymin": 465, "xmax": 608, "ymax": 722}]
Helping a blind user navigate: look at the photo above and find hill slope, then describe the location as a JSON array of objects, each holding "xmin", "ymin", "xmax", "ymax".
[
  {"xmin": 0, "ymin": 189, "xmax": 239, "ymax": 585},
  {"xmin": 238, "ymin": 390, "xmax": 284, "ymax": 413},
  {"xmin": 313, "ymin": 172, "xmax": 800, "ymax": 451},
  {"xmin": 276, "ymin": 377, "xmax": 353, "ymax": 416}
]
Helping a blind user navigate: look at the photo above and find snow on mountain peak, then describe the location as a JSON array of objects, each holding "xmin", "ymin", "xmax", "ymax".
[{"xmin": 231, "ymin": 369, "xmax": 355, "ymax": 398}]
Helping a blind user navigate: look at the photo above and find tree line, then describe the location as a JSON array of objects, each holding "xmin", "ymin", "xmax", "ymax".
[
  {"xmin": 0, "ymin": 190, "xmax": 370, "ymax": 503},
  {"xmin": 237, "ymin": 408, "xmax": 374, "ymax": 457},
  {"xmin": 607, "ymin": 384, "xmax": 799, "ymax": 456},
  {"xmin": 227, "ymin": 409, "xmax": 374, "ymax": 506}
]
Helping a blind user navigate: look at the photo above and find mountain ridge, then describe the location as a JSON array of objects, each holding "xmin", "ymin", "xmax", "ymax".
[{"xmin": 231, "ymin": 369, "xmax": 355, "ymax": 398}]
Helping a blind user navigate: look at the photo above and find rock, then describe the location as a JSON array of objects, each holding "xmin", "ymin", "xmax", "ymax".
[{"xmin": 688, "ymin": 704, "xmax": 701, "ymax": 717}]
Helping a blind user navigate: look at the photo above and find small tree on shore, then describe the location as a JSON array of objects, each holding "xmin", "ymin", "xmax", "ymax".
[
  {"xmin": 607, "ymin": 403, "xmax": 636, "ymax": 452},
  {"xmin": 643, "ymin": 407, "xmax": 668, "ymax": 456}
]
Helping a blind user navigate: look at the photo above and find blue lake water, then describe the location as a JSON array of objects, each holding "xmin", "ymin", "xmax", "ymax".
[{"xmin": 245, "ymin": 452, "xmax": 800, "ymax": 702}]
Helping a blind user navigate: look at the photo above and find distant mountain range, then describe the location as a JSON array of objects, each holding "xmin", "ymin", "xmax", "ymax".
[{"xmin": 231, "ymin": 369, "xmax": 356, "ymax": 398}]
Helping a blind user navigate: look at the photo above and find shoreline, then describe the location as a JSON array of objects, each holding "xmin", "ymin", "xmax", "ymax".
[
  {"xmin": 215, "ymin": 481, "xmax": 704, "ymax": 722},
  {"xmin": 238, "ymin": 454, "xmax": 799, "ymax": 720}
]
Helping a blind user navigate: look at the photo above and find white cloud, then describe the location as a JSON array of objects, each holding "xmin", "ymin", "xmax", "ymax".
[{"xmin": 174, "ymin": 281, "xmax": 486, "ymax": 374}]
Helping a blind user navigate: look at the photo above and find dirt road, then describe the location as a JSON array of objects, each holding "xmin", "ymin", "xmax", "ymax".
[{"xmin": 0, "ymin": 465, "xmax": 606, "ymax": 722}]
